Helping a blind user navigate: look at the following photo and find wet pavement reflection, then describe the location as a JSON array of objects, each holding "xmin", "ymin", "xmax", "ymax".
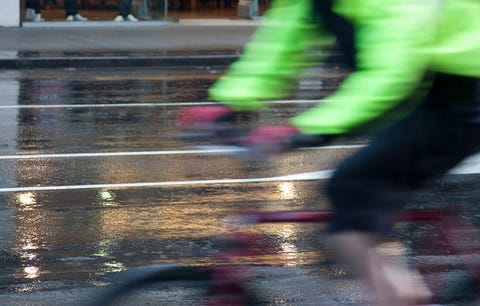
[
  {"xmin": 0, "ymin": 65, "xmax": 479, "ymax": 304},
  {"xmin": 0, "ymin": 65, "xmax": 353, "ymax": 295}
]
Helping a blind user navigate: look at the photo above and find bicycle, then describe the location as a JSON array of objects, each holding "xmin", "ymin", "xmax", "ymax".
[
  {"xmin": 85, "ymin": 118, "xmax": 480, "ymax": 305},
  {"xmin": 87, "ymin": 206, "xmax": 480, "ymax": 305}
]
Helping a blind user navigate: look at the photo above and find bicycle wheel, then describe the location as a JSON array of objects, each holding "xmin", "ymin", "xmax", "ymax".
[
  {"xmin": 86, "ymin": 263, "xmax": 265, "ymax": 306},
  {"xmin": 86, "ymin": 264, "xmax": 213, "ymax": 306},
  {"xmin": 402, "ymin": 212, "xmax": 480, "ymax": 305}
]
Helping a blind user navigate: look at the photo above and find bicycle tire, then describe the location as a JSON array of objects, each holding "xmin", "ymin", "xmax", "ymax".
[
  {"xmin": 403, "ymin": 213, "xmax": 480, "ymax": 305},
  {"xmin": 87, "ymin": 264, "xmax": 212, "ymax": 306}
]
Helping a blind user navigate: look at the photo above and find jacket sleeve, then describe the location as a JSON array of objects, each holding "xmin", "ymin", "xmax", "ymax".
[
  {"xmin": 291, "ymin": 0, "xmax": 432, "ymax": 135},
  {"xmin": 208, "ymin": 0, "xmax": 334, "ymax": 111}
]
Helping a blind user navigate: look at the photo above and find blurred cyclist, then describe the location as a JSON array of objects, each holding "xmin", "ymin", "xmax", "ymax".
[{"xmin": 179, "ymin": 0, "xmax": 480, "ymax": 304}]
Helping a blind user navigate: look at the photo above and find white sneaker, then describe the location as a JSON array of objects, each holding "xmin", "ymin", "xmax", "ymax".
[
  {"xmin": 74, "ymin": 14, "xmax": 87, "ymax": 21},
  {"xmin": 66, "ymin": 15, "xmax": 74, "ymax": 21},
  {"xmin": 126, "ymin": 14, "xmax": 138, "ymax": 22},
  {"xmin": 25, "ymin": 8, "xmax": 35, "ymax": 20},
  {"xmin": 114, "ymin": 15, "xmax": 125, "ymax": 22},
  {"xmin": 33, "ymin": 14, "xmax": 45, "ymax": 22}
]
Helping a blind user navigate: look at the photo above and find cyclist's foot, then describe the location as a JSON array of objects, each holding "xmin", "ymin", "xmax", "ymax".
[
  {"xmin": 370, "ymin": 261, "xmax": 433, "ymax": 306},
  {"xmin": 326, "ymin": 232, "xmax": 433, "ymax": 306}
]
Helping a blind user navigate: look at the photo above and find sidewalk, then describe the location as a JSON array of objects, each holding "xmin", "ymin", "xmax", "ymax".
[{"xmin": 0, "ymin": 19, "xmax": 260, "ymax": 68}]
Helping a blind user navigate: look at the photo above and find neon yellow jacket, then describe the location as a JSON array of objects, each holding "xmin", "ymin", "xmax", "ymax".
[{"xmin": 209, "ymin": 0, "xmax": 480, "ymax": 135}]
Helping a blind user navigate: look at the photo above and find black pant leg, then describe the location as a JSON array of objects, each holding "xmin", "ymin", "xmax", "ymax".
[
  {"xmin": 26, "ymin": 0, "xmax": 41, "ymax": 13},
  {"xmin": 327, "ymin": 74, "xmax": 480, "ymax": 236},
  {"xmin": 64, "ymin": 0, "xmax": 78, "ymax": 16},
  {"xmin": 118, "ymin": 0, "xmax": 131, "ymax": 17}
]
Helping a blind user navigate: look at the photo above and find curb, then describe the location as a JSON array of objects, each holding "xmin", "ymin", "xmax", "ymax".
[{"xmin": 0, "ymin": 54, "xmax": 240, "ymax": 69}]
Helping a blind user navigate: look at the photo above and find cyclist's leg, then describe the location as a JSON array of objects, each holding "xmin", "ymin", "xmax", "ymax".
[
  {"xmin": 328, "ymin": 73, "xmax": 480, "ymax": 234},
  {"xmin": 325, "ymin": 73, "xmax": 480, "ymax": 305}
]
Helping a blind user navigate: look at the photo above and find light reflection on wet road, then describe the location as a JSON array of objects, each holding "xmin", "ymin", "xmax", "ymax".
[
  {"xmin": 0, "ymin": 66, "xmax": 479, "ymax": 304},
  {"xmin": 0, "ymin": 66, "xmax": 354, "ymax": 296}
]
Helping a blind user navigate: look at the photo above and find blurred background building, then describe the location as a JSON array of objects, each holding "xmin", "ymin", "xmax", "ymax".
[{"xmin": 0, "ymin": 0, "xmax": 271, "ymax": 26}]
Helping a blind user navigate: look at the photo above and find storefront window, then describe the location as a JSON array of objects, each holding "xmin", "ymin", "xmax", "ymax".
[
  {"xmin": 23, "ymin": 0, "xmax": 168, "ymax": 22},
  {"xmin": 22, "ymin": 0, "xmax": 270, "ymax": 23}
]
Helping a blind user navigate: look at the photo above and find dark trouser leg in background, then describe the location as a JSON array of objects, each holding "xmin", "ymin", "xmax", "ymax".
[
  {"xmin": 26, "ymin": 0, "xmax": 41, "ymax": 13},
  {"xmin": 64, "ymin": 0, "xmax": 79, "ymax": 16},
  {"xmin": 118, "ymin": 0, "xmax": 131, "ymax": 18}
]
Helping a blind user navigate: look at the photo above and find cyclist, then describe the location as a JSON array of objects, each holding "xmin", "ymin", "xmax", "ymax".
[{"xmin": 179, "ymin": 0, "xmax": 480, "ymax": 304}]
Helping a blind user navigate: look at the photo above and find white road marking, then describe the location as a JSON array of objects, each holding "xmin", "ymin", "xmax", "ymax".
[
  {"xmin": 0, "ymin": 99, "xmax": 326, "ymax": 109},
  {"xmin": 1, "ymin": 153, "xmax": 479, "ymax": 193},
  {"xmin": 0, "ymin": 144, "xmax": 364, "ymax": 160},
  {"xmin": 0, "ymin": 149, "xmax": 240, "ymax": 160},
  {"xmin": 0, "ymin": 170, "xmax": 333, "ymax": 193},
  {"xmin": 1, "ymin": 136, "xmax": 479, "ymax": 193}
]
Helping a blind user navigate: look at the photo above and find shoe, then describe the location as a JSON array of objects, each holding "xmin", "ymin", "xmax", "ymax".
[
  {"xmin": 74, "ymin": 14, "xmax": 87, "ymax": 21},
  {"xmin": 114, "ymin": 15, "xmax": 125, "ymax": 22},
  {"xmin": 66, "ymin": 15, "xmax": 74, "ymax": 21},
  {"xmin": 33, "ymin": 14, "xmax": 45, "ymax": 22},
  {"xmin": 25, "ymin": 8, "xmax": 35, "ymax": 20},
  {"xmin": 126, "ymin": 14, "xmax": 138, "ymax": 22}
]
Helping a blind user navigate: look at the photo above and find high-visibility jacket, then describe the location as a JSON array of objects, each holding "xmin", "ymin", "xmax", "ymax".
[{"xmin": 208, "ymin": 0, "xmax": 480, "ymax": 135}]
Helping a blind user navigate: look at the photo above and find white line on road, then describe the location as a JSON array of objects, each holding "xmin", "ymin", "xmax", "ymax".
[
  {"xmin": 0, "ymin": 145, "xmax": 364, "ymax": 160},
  {"xmin": 0, "ymin": 149, "xmax": 240, "ymax": 160},
  {"xmin": 1, "ymin": 153, "xmax": 479, "ymax": 193},
  {"xmin": 0, "ymin": 99, "xmax": 324, "ymax": 109},
  {"xmin": 0, "ymin": 102, "xmax": 215, "ymax": 109},
  {"xmin": 0, "ymin": 170, "xmax": 334, "ymax": 193}
]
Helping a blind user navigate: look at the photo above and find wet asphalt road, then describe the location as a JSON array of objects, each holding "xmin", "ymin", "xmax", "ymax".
[{"xmin": 0, "ymin": 65, "xmax": 479, "ymax": 305}]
